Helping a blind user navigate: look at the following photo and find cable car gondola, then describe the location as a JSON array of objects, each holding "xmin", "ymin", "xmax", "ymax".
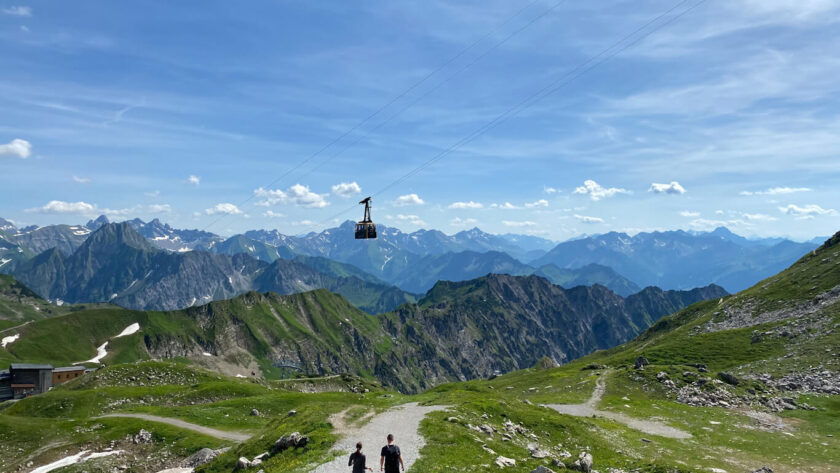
[{"xmin": 355, "ymin": 197, "xmax": 377, "ymax": 239}]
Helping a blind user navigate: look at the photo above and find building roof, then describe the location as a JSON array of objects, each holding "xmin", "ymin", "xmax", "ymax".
[
  {"xmin": 10, "ymin": 363, "xmax": 54, "ymax": 370},
  {"xmin": 53, "ymin": 366, "xmax": 86, "ymax": 373}
]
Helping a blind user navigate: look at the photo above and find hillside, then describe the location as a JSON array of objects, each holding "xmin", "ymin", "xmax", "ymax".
[
  {"xmin": 0, "ymin": 273, "xmax": 724, "ymax": 392},
  {"xmin": 0, "ymin": 274, "xmax": 114, "ymax": 330},
  {"xmin": 582, "ymin": 230, "xmax": 840, "ymax": 379}
]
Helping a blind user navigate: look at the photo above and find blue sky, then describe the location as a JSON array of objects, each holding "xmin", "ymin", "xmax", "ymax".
[{"xmin": 1, "ymin": 0, "xmax": 839, "ymax": 240}]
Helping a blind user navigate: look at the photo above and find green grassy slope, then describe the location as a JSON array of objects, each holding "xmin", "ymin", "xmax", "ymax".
[{"xmin": 579, "ymin": 231, "xmax": 840, "ymax": 375}]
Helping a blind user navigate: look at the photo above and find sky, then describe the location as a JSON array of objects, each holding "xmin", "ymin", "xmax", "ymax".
[{"xmin": 1, "ymin": 0, "xmax": 839, "ymax": 241}]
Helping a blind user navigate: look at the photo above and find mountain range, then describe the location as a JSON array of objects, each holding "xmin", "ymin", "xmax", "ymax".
[
  {"xmin": 0, "ymin": 269, "xmax": 726, "ymax": 392},
  {"xmin": 1, "ymin": 215, "xmax": 821, "ymax": 299},
  {"xmin": 10, "ymin": 223, "xmax": 416, "ymax": 314}
]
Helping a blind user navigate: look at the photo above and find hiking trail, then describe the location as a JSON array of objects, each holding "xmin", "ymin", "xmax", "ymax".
[
  {"xmin": 547, "ymin": 374, "xmax": 692, "ymax": 439},
  {"xmin": 310, "ymin": 402, "xmax": 447, "ymax": 473}
]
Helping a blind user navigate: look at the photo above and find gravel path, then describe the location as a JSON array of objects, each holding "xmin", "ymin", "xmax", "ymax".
[
  {"xmin": 547, "ymin": 374, "xmax": 692, "ymax": 439},
  {"xmin": 98, "ymin": 413, "xmax": 251, "ymax": 441},
  {"xmin": 310, "ymin": 403, "xmax": 447, "ymax": 473}
]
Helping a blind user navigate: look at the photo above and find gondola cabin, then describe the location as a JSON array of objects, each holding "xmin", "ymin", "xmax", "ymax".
[{"xmin": 355, "ymin": 197, "xmax": 377, "ymax": 239}]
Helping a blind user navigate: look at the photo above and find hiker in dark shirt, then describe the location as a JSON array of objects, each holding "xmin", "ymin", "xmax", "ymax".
[
  {"xmin": 380, "ymin": 433, "xmax": 404, "ymax": 473},
  {"xmin": 349, "ymin": 442, "xmax": 373, "ymax": 473}
]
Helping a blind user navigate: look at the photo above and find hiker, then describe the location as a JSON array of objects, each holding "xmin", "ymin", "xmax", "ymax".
[
  {"xmin": 349, "ymin": 441, "xmax": 373, "ymax": 473},
  {"xmin": 380, "ymin": 433, "xmax": 404, "ymax": 473}
]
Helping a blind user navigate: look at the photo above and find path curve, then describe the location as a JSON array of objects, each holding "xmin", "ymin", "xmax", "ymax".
[
  {"xmin": 311, "ymin": 402, "xmax": 447, "ymax": 473},
  {"xmin": 98, "ymin": 413, "xmax": 251, "ymax": 442},
  {"xmin": 547, "ymin": 374, "xmax": 692, "ymax": 439}
]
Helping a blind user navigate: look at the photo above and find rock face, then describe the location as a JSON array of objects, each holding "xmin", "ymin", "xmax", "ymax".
[{"xmin": 380, "ymin": 274, "xmax": 724, "ymax": 391}]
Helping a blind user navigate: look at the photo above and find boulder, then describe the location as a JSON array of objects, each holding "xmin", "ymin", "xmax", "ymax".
[
  {"xmin": 235, "ymin": 457, "xmax": 251, "ymax": 470},
  {"xmin": 576, "ymin": 452, "xmax": 593, "ymax": 473},
  {"xmin": 751, "ymin": 468, "xmax": 773, "ymax": 473},
  {"xmin": 634, "ymin": 356, "xmax": 649, "ymax": 370},
  {"xmin": 183, "ymin": 448, "xmax": 219, "ymax": 467},
  {"xmin": 531, "ymin": 466, "xmax": 557, "ymax": 473},
  {"xmin": 272, "ymin": 432, "xmax": 310, "ymax": 453},
  {"xmin": 717, "ymin": 372, "xmax": 740, "ymax": 386},
  {"xmin": 287, "ymin": 410, "xmax": 297, "ymax": 417},
  {"xmin": 250, "ymin": 408, "xmax": 260, "ymax": 416},
  {"xmin": 133, "ymin": 429, "xmax": 153, "ymax": 444},
  {"xmin": 494, "ymin": 456, "xmax": 516, "ymax": 468}
]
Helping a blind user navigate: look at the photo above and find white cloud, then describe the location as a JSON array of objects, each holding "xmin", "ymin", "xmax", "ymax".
[
  {"xmin": 491, "ymin": 202, "xmax": 519, "ymax": 210},
  {"xmin": 543, "ymin": 186, "xmax": 559, "ymax": 194},
  {"xmin": 388, "ymin": 214, "xmax": 426, "ymax": 226},
  {"xmin": 742, "ymin": 213, "xmax": 777, "ymax": 222},
  {"xmin": 449, "ymin": 201, "xmax": 483, "ymax": 209},
  {"xmin": 20, "ymin": 25, "xmax": 28, "ymax": 32},
  {"xmin": 715, "ymin": 210, "xmax": 725, "ymax": 215},
  {"xmin": 574, "ymin": 214, "xmax": 605, "ymax": 224},
  {"xmin": 502, "ymin": 220, "xmax": 537, "ymax": 227},
  {"xmin": 292, "ymin": 220, "xmax": 316, "ymax": 226},
  {"xmin": 145, "ymin": 190, "xmax": 161, "ymax": 198},
  {"xmin": 28, "ymin": 200, "xmax": 98, "ymax": 215},
  {"xmin": 740, "ymin": 186, "xmax": 811, "ymax": 196},
  {"xmin": 254, "ymin": 187, "xmax": 286, "ymax": 206},
  {"xmin": 186, "ymin": 175, "xmax": 200, "ymax": 186},
  {"xmin": 2, "ymin": 6, "xmax": 32, "ymax": 16},
  {"xmin": 147, "ymin": 204, "xmax": 172, "ymax": 213},
  {"xmin": 205, "ymin": 203, "xmax": 243, "ymax": 215},
  {"xmin": 689, "ymin": 218, "xmax": 745, "ymax": 231},
  {"xmin": 25, "ymin": 200, "xmax": 169, "ymax": 217},
  {"xmin": 649, "ymin": 181, "xmax": 686, "ymax": 195},
  {"xmin": 254, "ymin": 184, "xmax": 329, "ymax": 208},
  {"xmin": 72, "ymin": 175, "xmax": 91, "ymax": 184},
  {"xmin": 394, "ymin": 193, "xmax": 425, "ymax": 206},
  {"xmin": 449, "ymin": 217, "xmax": 478, "ymax": 226},
  {"xmin": 573, "ymin": 180, "xmax": 630, "ymax": 201},
  {"xmin": 0, "ymin": 139, "xmax": 32, "ymax": 158},
  {"xmin": 524, "ymin": 199, "xmax": 549, "ymax": 208},
  {"xmin": 263, "ymin": 210, "xmax": 284, "ymax": 218},
  {"xmin": 679, "ymin": 210, "xmax": 700, "ymax": 217},
  {"xmin": 778, "ymin": 204, "xmax": 837, "ymax": 219},
  {"xmin": 287, "ymin": 184, "xmax": 329, "ymax": 208},
  {"xmin": 331, "ymin": 181, "xmax": 361, "ymax": 198}
]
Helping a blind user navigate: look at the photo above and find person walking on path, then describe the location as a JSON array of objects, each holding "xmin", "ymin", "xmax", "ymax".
[
  {"xmin": 349, "ymin": 442, "xmax": 373, "ymax": 473},
  {"xmin": 380, "ymin": 434, "xmax": 404, "ymax": 473}
]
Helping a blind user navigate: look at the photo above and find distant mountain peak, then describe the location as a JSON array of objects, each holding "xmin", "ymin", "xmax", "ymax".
[
  {"xmin": 84, "ymin": 222, "xmax": 158, "ymax": 252},
  {"xmin": 85, "ymin": 214, "xmax": 110, "ymax": 230}
]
